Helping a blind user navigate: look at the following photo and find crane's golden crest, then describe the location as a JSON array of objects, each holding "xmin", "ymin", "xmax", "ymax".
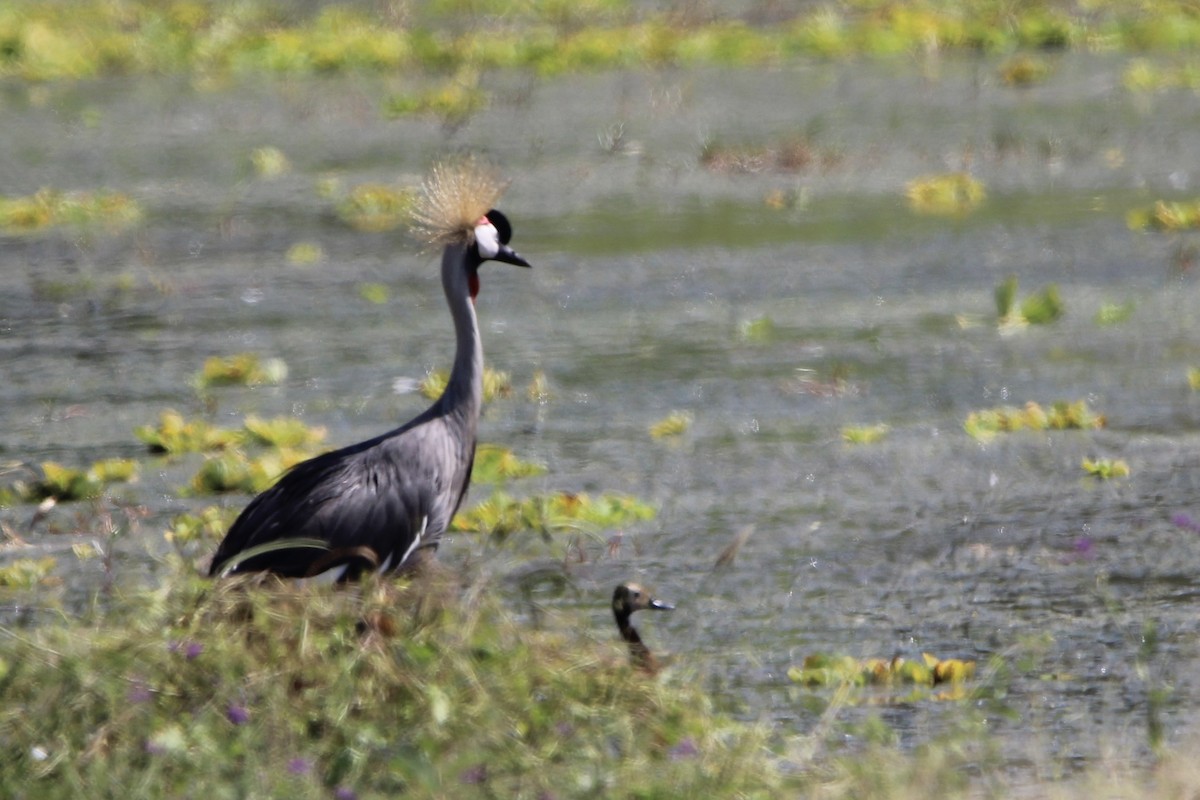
[{"xmin": 409, "ymin": 156, "xmax": 509, "ymax": 250}]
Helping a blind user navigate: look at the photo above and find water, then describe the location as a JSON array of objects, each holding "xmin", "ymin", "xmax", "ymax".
[{"xmin": 4, "ymin": 54, "xmax": 1200, "ymax": 784}]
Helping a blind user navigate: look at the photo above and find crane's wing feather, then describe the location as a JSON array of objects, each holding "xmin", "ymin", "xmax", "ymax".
[{"xmin": 209, "ymin": 417, "xmax": 472, "ymax": 580}]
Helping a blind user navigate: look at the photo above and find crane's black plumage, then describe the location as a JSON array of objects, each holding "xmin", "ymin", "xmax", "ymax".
[{"xmin": 209, "ymin": 201, "xmax": 530, "ymax": 582}]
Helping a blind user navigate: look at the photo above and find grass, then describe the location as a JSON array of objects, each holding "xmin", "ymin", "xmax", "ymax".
[
  {"xmin": 0, "ymin": 572, "xmax": 784, "ymax": 799},
  {"xmin": 0, "ymin": 188, "xmax": 141, "ymax": 233}
]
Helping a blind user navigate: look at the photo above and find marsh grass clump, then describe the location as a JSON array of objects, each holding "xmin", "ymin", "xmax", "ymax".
[
  {"xmin": 5, "ymin": 458, "xmax": 138, "ymax": 504},
  {"xmin": 470, "ymin": 444, "xmax": 547, "ymax": 484},
  {"xmin": 905, "ymin": 172, "xmax": 986, "ymax": 215},
  {"xmin": 789, "ymin": 651, "xmax": 977, "ymax": 702},
  {"xmin": 335, "ymin": 183, "xmax": 418, "ymax": 233},
  {"xmin": 192, "ymin": 353, "xmax": 288, "ymax": 391},
  {"xmin": 419, "ymin": 366, "xmax": 512, "ymax": 402},
  {"xmin": 842, "ymin": 423, "xmax": 890, "ymax": 444},
  {"xmin": 999, "ymin": 53, "xmax": 1051, "ymax": 86},
  {"xmin": 649, "ymin": 410, "xmax": 693, "ymax": 439},
  {"xmin": 1081, "ymin": 457, "xmax": 1130, "ymax": 479},
  {"xmin": 964, "ymin": 400, "xmax": 1105, "ymax": 443},
  {"xmin": 994, "ymin": 275, "xmax": 1063, "ymax": 330},
  {"xmin": 0, "ymin": 188, "xmax": 141, "ymax": 233},
  {"xmin": 134, "ymin": 410, "xmax": 243, "ymax": 455},
  {"xmin": 1127, "ymin": 198, "xmax": 1200, "ymax": 232},
  {"xmin": 452, "ymin": 490, "xmax": 656, "ymax": 539},
  {"xmin": 0, "ymin": 574, "xmax": 782, "ymax": 798}
]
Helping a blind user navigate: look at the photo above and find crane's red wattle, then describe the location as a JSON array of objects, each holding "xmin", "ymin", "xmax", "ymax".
[{"xmin": 469, "ymin": 272, "xmax": 480, "ymax": 301}]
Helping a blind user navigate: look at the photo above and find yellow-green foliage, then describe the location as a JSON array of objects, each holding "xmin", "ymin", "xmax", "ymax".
[
  {"xmin": 135, "ymin": 410, "xmax": 242, "ymax": 454},
  {"xmin": 1189, "ymin": 367, "xmax": 1200, "ymax": 391},
  {"xmin": 452, "ymin": 490, "xmax": 656, "ymax": 538},
  {"xmin": 0, "ymin": 576, "xmax": 782, "ymax": 797},
  {"xmin": 999, "ymin": 53, "xmax": 1051, "ymax": 86},
  {"xmin": 383, "ymin": 70, "xmax": 487, "ymax": 124},
  {"xmin": 964, "ymin": 400, "xmax": 1105, "ymax": 443},
  {"xmin": 188, "ymin": 449, "xmax": 311, "ymax": 496},
  {"xmin": 420, "ymin": 367, "xmax": 512, "ymax": 402},
  {"xmin": 0, "ymin": 188, "xmax": 141, "ymax": 232},
  {"xmin": 0, "ymin": 557, "xmax": 58, "ymax": 589},
  {"xmin": 193, "ymin": 354, "xmax": 288, "ymax": 390},
  {"xmin": 1082, "ymin": 457, "xmax": 1130, "ymax": 479},
  {"xmin": 1095, "ymin": 301, "xmax": 1134, "ymax": 326},
  {"xmin": 1123, "ymin": 59, "xmax": 1200, "ymax": 93},
  {"xmin": 9, "ymin": 459, "xmax": 138, "ymax": 503},
  {"xmin": 739, "ymin": 315, "xmax": 776, "ymax": 343},
  {"xmin": 285, "ymin": 241, "xmax": 324, "ymax": 266},
  {"xmin": 905, "ymin": 172, "xmax": 986, "ymax": 215},
  {"xmin": 788, "ymin": 651, "xmax": 977, "ymax": 703},
  {"xmin": 241, "ymin": 415, "xmax": 327, "ymax": 450},
  {"xmin": 357, "ymin": 282, "xmax": 390, "ymax": 305},
  {"xmin": 1127, "ymin": 199, "xmax": 1200, "ymax": 231},
  {"xmin": 165, "ymin": 505, "xmax": 240, "ymax": 548},
  {"xmin": 250, "ymin": 146, "xmax": 289, "ymax": 178},
  {"xmin": 649, "ymin": 411, "xmax": 692, "ymax": 439},
  {"xmin": 335, "ymin": 183, "xmax": 417, "ymax": 233},
  {"xmin": 842, "ymin": 423, "xmax": 889, "ymax": 444},
  {"xmin": 994, "ymin": 275, "xmax": 1064, "ymax": 329},
  {"xmin": 471, "ymin": 444, "xmax": 547, "ymax": 484}
]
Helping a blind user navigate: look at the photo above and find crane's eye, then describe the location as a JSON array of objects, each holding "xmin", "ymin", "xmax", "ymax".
[{"xmin": 474, "ymin": 220, "xmax": 501, "ymax": 260}]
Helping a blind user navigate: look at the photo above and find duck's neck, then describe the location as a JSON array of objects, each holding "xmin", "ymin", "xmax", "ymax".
[
  {"xmin": 616, "ymin": 612, "xmax": 656, "ymax": 672},
  {"xmin": 439, "ymin": 243, "xmax": 483, "ymax": 429}
]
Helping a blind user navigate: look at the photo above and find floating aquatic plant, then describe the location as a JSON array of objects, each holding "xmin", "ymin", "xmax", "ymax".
[
  {"xmin": 420, "ymin": 367, "xmax": 512, "ymax": 402},
  {"xmin": 788, "ymin": 651, "xmax": 977, "ymax": 703},
  {"xmin": 7, "ymin": 459, "xmax": 139, "ymax": 504},
  {"xmin": 0, "ymin": 557, "xmax": 58, "ymax": 589},
  {"xmin": 471, "ymin": 444, "xmax": 547, "ymax": 484},
  {"xmin": 193, "ymin": 353, "xmax": 288, "ymax": 390},
  {"xmin": 999, "ymin": 53, "xmax": 1051, "ymax": 87},
  {"xmin": 1082, "ymin": 457, "xmax": 1130, "ymax": 479},
  {"xmin": 842, "ymin": 423, "xmax": 890, "ymax": 444},
  {"xmin": 649, "ymin": 411, "xmax": 693, "ymax": 439},
  {"xmin": 188, "ymin": 449, "xmax": 311, "ymax": 496},
  {"xmin": 357, "ymin": 282, "xmax": 390, "ymax": 305},
  {"xmin": 1127, "ymin": 199, "xmax": 1200, "ymax": 232},
  {"xmin": 994, "ymin": 275, "xmax": 1063, "ymax": 330},
  {"xmin": 241, "ymin": 415, "xmax": 327, "ymax": 450},
  {"xmin": 525, "ymin": 370, "xmax": 551, "ymax": 403},
  {"xmin": 164, "ymin": 505, "xmax": 240, "ymax": 548},
  {"xmin": 383, "ymin": 70, "xmax": 488, "ymax": 126},
  {"xmin": 250, "ymin": 146, "xmax": 289, "ymax": 179},
  {"xmin": 285, "ymin": 241, "xmax": 324, "ymax": 266},
  {"xmin": 1189, "ymin": 367, "xmax": 1200, "ymax": 391},
  {"xmin": 964, "ymin": 400, "xmax": 1105, "ymax": 443},
  {"xmin": 335, "ymin": 183, "xmax": 417, "ymax": 233},
  {"xmin": 1095, "ymin": 301, "xmax": 1135, "ymax": 326},
  {"xmin": 135, "ymin": 411, "xmax": 242, "ymax": 455},
  {"xmin": 905, "ymin": 172, "xmax": 985, "ymax": 215},
  {"xmin": 1123, "ymin": 59, "xmax": 1200, "ymax": 93},
  {"xmin": 739, "ymin": 315, "xmax": 776, "ymax": 343},
  {"xmin": 0, "ymin": 188, "xmax": 141, "ymax": 232},
  {"xmin": 452, "ymin": 490, "xmax": 656, "ymax": 538}
]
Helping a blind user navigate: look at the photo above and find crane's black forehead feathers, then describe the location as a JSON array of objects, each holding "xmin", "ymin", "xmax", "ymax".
[{"xmin": 486, "ymin": 209, "xmax": 513, "ymax": 245}]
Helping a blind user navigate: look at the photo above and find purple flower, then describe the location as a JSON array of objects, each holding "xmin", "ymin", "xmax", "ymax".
[
  {"xmin": 1172, "ymin": 512, "xmax": 1200, "ymax": 534},
  {"xmin": 668, "ymin": 737, "xmax": 699, "ymax": 761},
  {"xmin": 287, "ymin": 757, "xmax": 311, "ymax": 776},
  {"xmin": 167, "ymin": 640, "xmax": 204, "ymax": 660},
  {"xmin": 1073, "ymin": 536, "xmax": 1095, "ymax": 560},
  {"xmin": 127, "ymin": 682, "xmax": 152, "ymax": 704},
  {"xmin": 334, "ymin": 788, "xmax": 357, "ymax": 800},
  {"xmin": 226, "ymin": 704, "xmax": 250, "ymax": 725},
  {"xmin": 459, "ymin": 764, "xmax": 488, "ymax": 785},
  {"xmin": 144, "ymin": 739, "xmax": 166, "ymax": 756}
]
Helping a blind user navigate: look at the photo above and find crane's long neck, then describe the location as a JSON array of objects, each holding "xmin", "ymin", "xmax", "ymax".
[{"xmin": 440, "ymin": 243, "xmax": 483, "ymax": 429}]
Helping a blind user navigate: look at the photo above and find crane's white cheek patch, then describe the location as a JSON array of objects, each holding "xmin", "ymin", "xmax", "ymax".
[{"xmin": 474, "ymin": 222, "xmax": 501, "ymax": 260}]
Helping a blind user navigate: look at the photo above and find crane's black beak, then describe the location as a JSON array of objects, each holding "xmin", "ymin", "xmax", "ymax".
[
  {"xmin": 648, "ymin": 597, "xmax": 674, "ymax": 611},
  {"xmin": 492, "ymin": 244, "xmax": 531, "ymax": 268}
]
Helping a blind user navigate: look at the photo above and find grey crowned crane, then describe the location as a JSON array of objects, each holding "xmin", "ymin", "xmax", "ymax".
[{"xmin": 209, "ymin": 159, "xmax": 530, "ymax": 582}]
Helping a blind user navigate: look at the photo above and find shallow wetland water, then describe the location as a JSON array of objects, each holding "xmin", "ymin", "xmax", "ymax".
[{"xmin": 5, "ymin": 53, "xmax": 1200, "ymax": 785}]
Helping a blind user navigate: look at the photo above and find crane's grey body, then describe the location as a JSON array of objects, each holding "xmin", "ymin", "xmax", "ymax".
[{"xmin": 209, "ymin": 219, "xmax": 529, "ymax": 581}]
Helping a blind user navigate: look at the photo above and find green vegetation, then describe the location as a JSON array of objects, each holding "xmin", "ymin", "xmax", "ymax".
[
  {"xmin": 451, "ymin": 490, "xmax": 656, "ymax": 539},
  {"xmin": 1095, "ymin": 300, "xmax": 1135, "ymax": 326},
  {"xmin": 250, "ymin": 145, "xmax": 290, "ymax": 179},
  {"xmin": 0, "ymin": 188, "xmax": 141, "ymax": 233},
  {"xmin": 789, "ymin": 651, "xmax": 977, "ymax": 699},
  {"xmin": 471, "ymin": 444, "xmax": 547, "ymax": 484},
  {"xmin": 419, "ymin": 367, "xmax": 512, "ymax": 402},
  {"xmin": 1081, "ymin": 457, "xmax": 1129, "ymax": 478},
  {"xmin": 0, "ymin": 575, "xmax": 782, "ymax": 798},
  {"xmin": 285, "ymin": 241, "xmax": 325, "ymax": 266},
  {"xmin": 1127, "ymin": 198, "xmax": 1200, "ymax": 231},
  {"xmin": 192, "ymin": 353, "xmax": 289, "ymax": 390},
  {"xmin": 4, "ymin": 2, "xmax": 1200, "ymax": 85},
  {"xmin": 0, "ymin": 556, "xmax": 58, "ymax": 588},
  {"xmin": 649, "ymin": 410, "xmax": 692, "ymax": 439},
  {"xmin": 964, "ymin": 399, "xmax": 1105, "ymax": 442},
  {"xmin": 842, "ymin": 423, "xmax": 890, "ymax": 444},
  {"xmin": 905, "ymin": 172, "xmax": 986, "ymax": 215},
  {"xmin": 999, "ymin": 53, "xmax": 1051, "ymax": 86},
  {"xmin": 994, "ymin": 275, "xmax": 1063, "ymax": 329},
  {"xmin": 1, "ymin": 458, "xmax": 138, "ymax": 504},
  {"xmin": 335, "ymin": 184, "xmax": 417, "ymax": 233}
]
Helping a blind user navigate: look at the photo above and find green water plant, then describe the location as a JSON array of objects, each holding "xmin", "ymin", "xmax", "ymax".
[
  {"xmin": 994, "ymin": 275, "xmax": 1063, "ymax": 329},
  {"xmin": 964, "ymin": 399, "xmax": 1105, "ymax": 443},
  {"xmin": 1081, "ymin": 457, "xmax": 1129, "ymax": 479},
  {"xmin": 1189, "ymin": 367, "xmax": 1200, "ymax": 391},
  {"xmin": 0, "ymin": 557, "xmax": 58, "ymax": 589},
  {"xmin": 192, "ymin": 353, "xmax": 288, "ymax": 390},
  {"xmin": 1127, "ymin": 199, "xmax": 1200, "ymax": 232},
  {"xmin": 788, "ymin": 651, "xmax": 977, "ymax": 703},
  {"xmin": 187, "ymin": 449, "xmax": 310, "ymax": 496},
  {"xmin": 285, "ymin": 241, "xmax": 324, "ymax": 266},
  {"xmin": 335, "ymin": 183, "xmax": 417, "ymax": 233},
  {"xmin": 452, "ymin": 490, "xmax": 656, "ymax": 539},
  {"xmin": 999, "ymin": 53, "xmax": 1051, "ymax": 87},
  {"xmin": 649, "ymin": 411, "xmax": 692, "ymax": 439},
  {"xmin": 419, "ymin": 367, "xmax": 511, "ymax": 402},
  {"xmin": 842, "ymin": 423, "xmax": 889, "ymax": 444},
  {"xmin": 0, "ymin": 188, "xmax": 141, "ymax": 233},
  {"xmin": 1095, "ymin": 301, "xmax": 1135, "ymax": 326},
  {"xmin": 135, "ymin": 410, "xmax": 242, "ymax": 455},
  {"xmin": 250, "ymin": 146, "xmax": 290, "ymax": 179},
  {"xmin": 383, "ymin": 70, "xmax": 488, "ymax": 126},
  {"xmin": 7, "ymin": 459, "xmax": 138, "ymax": 504},
  {"xmin": 905, "ymin": 172, "xmax": 985, "ymax": 215},
  {"xmin": 471, "ymin": 444, "xmax": 547, "ymax": 484},
  {"xmin": 357, "ymin": 282, "xmax": 390, "ymax": 305}
]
